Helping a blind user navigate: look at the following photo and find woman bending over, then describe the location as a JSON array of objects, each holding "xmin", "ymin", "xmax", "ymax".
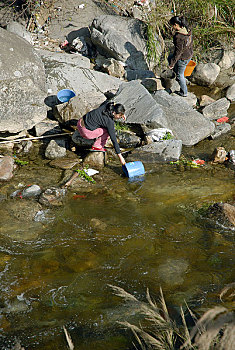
[{"xmin": 77, "ymin": 101, "xmax": 126, "ymax": 165}]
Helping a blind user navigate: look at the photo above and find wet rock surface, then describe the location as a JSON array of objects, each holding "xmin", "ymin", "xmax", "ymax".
[
  {"xmin": 45, "ymin": 139, "xmax": 67, "ymax": 159},
  {"xmin": 207, "ymin": 202, "xmax": 235, "ymax": 229},
  {"xmin": 0, "ymin": 156, "xmax": 15, "ymax": 181},
  {"xmin": 39, "ymin": 187, "xmax": 67, "ymax": 207}
]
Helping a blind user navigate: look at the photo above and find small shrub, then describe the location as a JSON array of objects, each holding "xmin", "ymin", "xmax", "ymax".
[
  {"xmin": 14, "ymin": 158, "xmax": 29, "ymax": 166},
  {"xmin": 115, "ymin": 121, "xmax": 129, "ymax": 131},
  {"xmin": 75, "ymin": 166, "xmax": 96, "ymax": 183}
]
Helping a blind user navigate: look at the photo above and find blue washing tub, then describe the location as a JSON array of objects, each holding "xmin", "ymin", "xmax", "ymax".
[
  {"xmin": 122, "ymin": 161, "xmax": 145, "ymax": 178},
  {"xmin": 57, "ymin": 89, "xmax": 76, "ymax": 103}
]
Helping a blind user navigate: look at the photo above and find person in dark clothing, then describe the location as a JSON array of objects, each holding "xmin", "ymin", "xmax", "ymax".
[
  {"xmin": 77, "ymin": 102, "xmax": 126, "ymax": 165},
  {"xmin": 168, "ymin": 16, "xmax": 193, "ymax": 97}
]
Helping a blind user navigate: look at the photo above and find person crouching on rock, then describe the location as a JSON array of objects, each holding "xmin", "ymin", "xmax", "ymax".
[
  {"xmin": 77, "ymin": 102, "xmax": 126, "ymax": 165},
  {"xmin": 168, "ymin": 16, "xmax": 193, "ymax": 97}
]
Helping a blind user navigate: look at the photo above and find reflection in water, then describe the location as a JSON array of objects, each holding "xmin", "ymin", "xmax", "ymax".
[{"xmin": 0, "ymin": 157, "xmax": 234, "ymax": 349}]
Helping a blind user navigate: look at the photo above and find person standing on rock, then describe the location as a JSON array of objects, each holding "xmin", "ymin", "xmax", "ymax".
[
  {"xmin": 77, "ymin": 101, "xmax": 126, "ymax": 165},
  {"xmin": 168, "ymin": 16, "xmax": 193, "ymax": 97}
]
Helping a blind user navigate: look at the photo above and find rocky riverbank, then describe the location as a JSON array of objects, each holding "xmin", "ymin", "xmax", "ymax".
[{"xmin": 0, "ymin": 0, "xmax": 235, "ymax": 228}]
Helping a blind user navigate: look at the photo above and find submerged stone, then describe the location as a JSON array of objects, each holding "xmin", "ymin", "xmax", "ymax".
[
  {"xmin": 207, "ymin": 202, "xmax": 235, "ymax": 229},
  {"xmin": 0, "ymin": 156, "xmax": 15, "ymax": 181},
  {"xmin": 158, "ymin": 258, "xmax": 189, "ymax": 285},
  {"xmin": 39, "ymin": 187, "xmax": 67, "ymax": 207}
]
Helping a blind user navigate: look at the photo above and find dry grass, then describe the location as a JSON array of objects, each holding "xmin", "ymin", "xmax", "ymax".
[
  {"xmin": 0, "ymin": 0, "xmax": 55, "ymax": 27},
  {"xmin": 109, "ymin": 283, "xmax": 235, "ymax": 350},
  {"xmin": 109, "ymin": 284, "xmax": 182, "ymax": 349},
  {"xmin": 184, "ymin": 306, "xmax": 235, "ymax": 350}
]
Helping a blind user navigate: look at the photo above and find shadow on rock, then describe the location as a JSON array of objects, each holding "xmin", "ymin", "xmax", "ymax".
[{"xmin": 44, "ymin": 95, "xmax": 61, "ymax": 107}]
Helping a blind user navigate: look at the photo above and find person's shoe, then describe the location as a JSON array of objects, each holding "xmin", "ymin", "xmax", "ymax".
[
  {"xmin": 175, "ymin": 91, "xmax": 187, "ymax": 97},
  {"xmin": 91, "ymin": 146, "xmax": 106, "ymax": 152}
]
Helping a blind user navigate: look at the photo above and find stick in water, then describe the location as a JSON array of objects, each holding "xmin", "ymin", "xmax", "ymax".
[{"xmin": 63, "ymin": 326, "xmax": 74, "ymax": 350}]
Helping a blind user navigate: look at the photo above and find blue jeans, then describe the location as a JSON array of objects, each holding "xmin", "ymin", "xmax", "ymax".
[{"xmin": 168, "ymin": 55, "xmax": 190, "ymax": 95}]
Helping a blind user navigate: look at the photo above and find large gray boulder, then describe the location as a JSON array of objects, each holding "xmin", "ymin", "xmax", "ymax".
[
  {"xmin": 128, "ymin": 140, "xmax": 182, "ymax": 163},
  {"xmin": 7, "ymin": 21, "xmax": 34, "ymax": 45},
  {"xmin": 171, "ymin": 91, "xmax": 198, "ymax": 108},
  {"xmin": 113, "ymin": 82, "xmax": 215, "ymax": 146},
  {"xmin": 212, "ymin": 68, "xmax": 235, "ymax": 89},
  {"xmin": 0, "ymin": 27, "xmax": 47, "ymax": 133},
  {"xmin": 153, "ymin": 90, "xmax": 215, "ymax": 146},
  {"xmin": 202, "ymin": 97, "xmax": 230, "ymax": 119},
  {"xmin": 218, "ymin": 50, "xmax": 235, "ymax": 70},
  {"xmin": 38, "ymin": 49, "xmax": 91, "ymax": 70},
  {"xmin": 113, "ymin": 81, "xmax": 166, "ymax": 128},
  {"xmin": 0, "ymin": 27, "xmax": 46, "ymax": 91},
  {"xmin": 190, "ymin": 63, "xmax": 220, "ymax": 86},
  {"xmin": 53, "ymin": 91, "xmax": 106, "ymax": 124},
  {"xmin": 0, "ymin": 77, "xmax": 47, "ymax": 133},
  {"xmin": 226, "ymin": 83, "xmax": 235, "ymax": 102},
  {"xmin": 41, "ymin": 51, "xmax": 122, "ymax": 96},
  {"xmin": 90, "ymin": 15, "xmax": 162, "ymax": 70}
]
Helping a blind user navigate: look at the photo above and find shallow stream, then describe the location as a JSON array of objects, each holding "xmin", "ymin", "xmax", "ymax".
[{"xmin": 0, "ymin": 114, "xmax": 235, "ymax": 349}]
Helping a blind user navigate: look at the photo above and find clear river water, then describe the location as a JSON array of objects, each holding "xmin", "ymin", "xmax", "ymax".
[{"xmin": 0, "ymin": 104, "xmax": 234, "ymax": 349}]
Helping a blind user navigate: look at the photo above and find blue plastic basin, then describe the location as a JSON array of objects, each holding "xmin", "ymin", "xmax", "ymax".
[
  {"xmin": 122, "ymin": 161, "xmax": 145, "ymax": 178},
  {"xmin": 57, "ymin": 89, "xmax": 76, "ymax": 103}
]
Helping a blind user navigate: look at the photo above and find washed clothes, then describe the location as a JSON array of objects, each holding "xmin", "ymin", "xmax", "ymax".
[{"xmin": 81, "ymin": 103, "xmax": 121, "ymax": 154}]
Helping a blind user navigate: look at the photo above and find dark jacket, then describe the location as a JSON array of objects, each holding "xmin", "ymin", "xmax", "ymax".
[
  {"xmin": 83, "ymin": 103, "xmax": 121, "ymax": 154},
  {"xmin": 169, "ymin": 29, "xmax": 193, "ymax": 67}
]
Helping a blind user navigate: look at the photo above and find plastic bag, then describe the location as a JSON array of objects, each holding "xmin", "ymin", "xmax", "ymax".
[{"xmin": 146, "ymin": 128, "xmax": 174, "ymax": 142}]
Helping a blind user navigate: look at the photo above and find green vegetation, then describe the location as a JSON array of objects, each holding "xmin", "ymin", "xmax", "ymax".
[
  {"xmin": 115, "ymin": 121, "xmax": 129, "ymax": 131},
  {"xmin": 1, "ymin": 0, "xmax": 54, "ymax": 25},
  {"xmin": 75, "ymin": 166, "xmax": 96, "ymax": 183},
  {"xmin": 170, "ymin": 156, "xmax": 203, "ymax": 168},
  {"xmin": 14, "ymin": 158, "xmax": 29, "ymax": 166},
  {"xmin": 162, "ymin": 131, "xmax": 174, "ymax": 140},
  {"xmin": 3, "ymin": 1, "xmax": 234, "ymax": 63},
  {"xmin": 145, "ymin": 0, "xmax": 170, "ymax": 64},
  {"xmin": 197, "ymin": 202, "xmax": 214, "ymax": 216}
]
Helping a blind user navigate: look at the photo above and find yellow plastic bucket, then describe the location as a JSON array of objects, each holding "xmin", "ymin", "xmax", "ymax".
[{"xmin": 184, "ymin": 60, "xmax": 196, "ymax": 77}]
